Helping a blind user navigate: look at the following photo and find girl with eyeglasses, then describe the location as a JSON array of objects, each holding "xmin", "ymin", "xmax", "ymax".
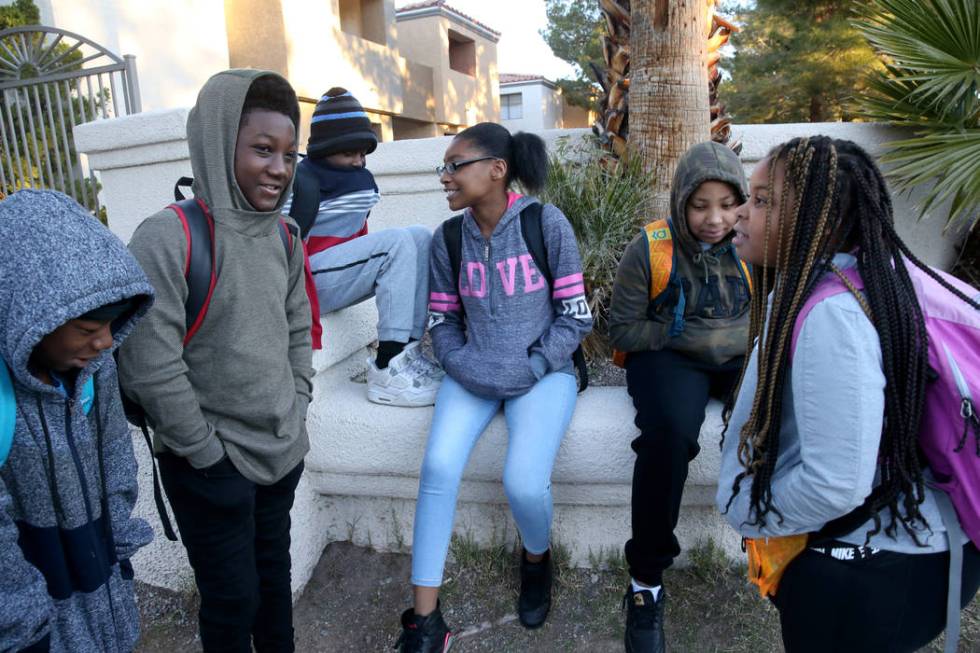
[{"xmin": 394, "ymin": 123, "xmax": 592, "ymax": 652}]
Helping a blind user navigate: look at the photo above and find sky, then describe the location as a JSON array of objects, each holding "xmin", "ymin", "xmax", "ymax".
[{"xmin": 393, "ymin": 0, "xmax": 579, "ymax": 82}]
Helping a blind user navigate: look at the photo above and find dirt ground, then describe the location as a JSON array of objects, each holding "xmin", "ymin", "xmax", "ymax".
[{"xmin": 134, "ymin": 537, "xmax": 979, "ymax": 653}]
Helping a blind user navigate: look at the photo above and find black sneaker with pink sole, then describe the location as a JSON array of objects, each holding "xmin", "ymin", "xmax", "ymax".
[{"xmin": 395, "ymin": 606, "xmax": 453, "ymax": 653}]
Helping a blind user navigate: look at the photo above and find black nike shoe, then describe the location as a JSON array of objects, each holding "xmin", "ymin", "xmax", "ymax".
[
  {"xmin": 394, "ymin": 606, "xmax": 453, "ymax": 653},
  {"xmin": 623, "ymin": 586, "xmax": 666, "ymax": 653}
]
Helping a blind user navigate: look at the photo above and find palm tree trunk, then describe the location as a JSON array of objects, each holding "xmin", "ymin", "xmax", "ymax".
[{"xmin": 630, "ymin": 0, "xmax": 712, "ymax": 219}]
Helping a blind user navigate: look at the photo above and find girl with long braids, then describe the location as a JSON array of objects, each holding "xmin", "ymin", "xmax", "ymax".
[
  {"xmin": 716, "ymin": 136, "xmax": 980, "ymax": 652},
  {"xmin": 394, "ymin": 123, "xmax": 592, "ymax": 652}
]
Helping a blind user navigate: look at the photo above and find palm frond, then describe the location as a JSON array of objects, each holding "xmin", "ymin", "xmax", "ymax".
[
  {"xmin": 852, "ymin": 0, "xmax": 980, "ymax": 121},
  {"xmin": 853, "ymin": 0, "xmax": 980, "ymax": 229},
  {"xmin": 881, "ymin": 129, "xmax": 980, "ymax": 229}
]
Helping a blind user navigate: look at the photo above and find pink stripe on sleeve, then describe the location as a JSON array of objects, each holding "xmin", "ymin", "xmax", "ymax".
[
  {"xmin": 554, "ymin": 273, "xmax": 584, "ymax": 289},
  {"xmin": 430, "ymin": 292, "xmax": 459, "ymax": 302},
  {"xmin": 429, "ymin": 301, "xmax": 462, "ymax": 312},
  {"xmin": 552, "ymin": 284, "xmax": 586, "ymax": 299}
]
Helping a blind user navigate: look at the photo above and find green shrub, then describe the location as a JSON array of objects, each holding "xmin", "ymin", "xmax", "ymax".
[{"xmin": 540, "ymin": 135, "xmax": 653, "ymax": 359}]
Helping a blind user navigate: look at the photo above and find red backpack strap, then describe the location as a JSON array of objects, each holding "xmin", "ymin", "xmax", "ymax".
[
  {"xmin": 789, "ymin": 266, "xmax": 864, "ymax": 362},
  {"xmin": 278, "ymin": 218, "xmax": 296, "ymax": 254},
  {"xmin": 168, "ymin": 198, "xmax": 217, "ymax": 345},
  {"xmin": 279, "ymin": 218, "xmax": 322, "ymax": 349}
]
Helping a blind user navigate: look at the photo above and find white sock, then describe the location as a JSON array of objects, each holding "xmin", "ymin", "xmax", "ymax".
[{"xmin": 630, "ymin": 578, "xmax": 661, "ymax": 600}]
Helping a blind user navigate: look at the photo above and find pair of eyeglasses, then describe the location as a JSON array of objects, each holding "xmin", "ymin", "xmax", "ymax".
[{"xmin": 436, "ymin": 156, "xmax": 497, "ymax": 176}]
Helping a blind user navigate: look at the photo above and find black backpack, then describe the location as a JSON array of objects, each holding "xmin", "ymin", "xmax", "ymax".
[
  {"xmin": 441, "ymin": 202, "xmax": 589, "ymax": 392},
  {"xmin": 286, "ymin": 161, "xmax": 321, "ymax": 240},
  {"xmin": 119, "ymin": 178, "xmax": 299, "ymax": 541}
]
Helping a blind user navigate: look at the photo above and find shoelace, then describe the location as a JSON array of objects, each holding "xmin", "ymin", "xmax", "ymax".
[{"xmin": 408, "ymin": 354, "xmax": 444, "ymax": 381}]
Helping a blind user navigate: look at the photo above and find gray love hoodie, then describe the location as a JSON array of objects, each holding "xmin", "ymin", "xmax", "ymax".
[
  {"xmin": 428, "ymin": 195, "xmax": 592, "ymax": 399},
  {"xmin": 0, "ymin": 190, "xmax": 155, "ymax": 652},
  {"xmin": 117, "ymin": 69, "xmax": 313, "ymax": 484}
]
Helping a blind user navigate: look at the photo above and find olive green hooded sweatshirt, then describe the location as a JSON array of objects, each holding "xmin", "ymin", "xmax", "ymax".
[
  {"xmin": 117, "ymin": 69, "xmax": 313, "ymax": 484},
  {"xmin": 609, "ymin": 141, "xmax": 750, "ymax": 366}
]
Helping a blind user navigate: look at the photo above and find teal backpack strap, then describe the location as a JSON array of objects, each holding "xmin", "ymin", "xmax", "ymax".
[
  {"xmin": 79, "ymin": 376, "xmax": 95, "ymax": 416},
  {"xmin": 0, "ymin": 364, "xmax": 14, "ymax": 467}
]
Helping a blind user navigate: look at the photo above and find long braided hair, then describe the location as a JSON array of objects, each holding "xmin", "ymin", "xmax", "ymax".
[{"xmin": 723, "ymin": 136, "xmax": 980, "ymax": 541}]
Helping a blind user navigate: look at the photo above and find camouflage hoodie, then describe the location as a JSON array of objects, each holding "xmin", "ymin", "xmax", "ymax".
[{"xmin": 609, "ymin": 141, "xmax": 751, "ymax": 366}]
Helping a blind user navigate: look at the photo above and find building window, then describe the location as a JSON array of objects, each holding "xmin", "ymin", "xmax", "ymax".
[
  {"xmin": 501, "ymin": 93, "xmax": 523, "ymax": 120},
  {"xmin": 339, "ymin": 0, "xmax": 386, "ymax": 45},
  {"xmin": 448, "ymin": 30, "xmax": 476, "ymax": 76}
]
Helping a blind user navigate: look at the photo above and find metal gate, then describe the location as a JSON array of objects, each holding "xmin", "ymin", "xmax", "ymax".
[{"xmin": 0, "ymin": 26, "xmax": 141, "ymax": 214}]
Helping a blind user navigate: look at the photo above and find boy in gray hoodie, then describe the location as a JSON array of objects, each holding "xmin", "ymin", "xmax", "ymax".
[
  {"xmin": 117, "ymin": 70, "xmax": 313, "ymax": 652},
  {"xmin": 0, "ymin": 189, "xmax": 154, "ymax": 653}
]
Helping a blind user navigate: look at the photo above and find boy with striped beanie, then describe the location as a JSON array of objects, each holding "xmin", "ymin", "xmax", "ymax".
[{"xmin": 283, "ymin": 88, "xmax": 442, "ymax": 407}]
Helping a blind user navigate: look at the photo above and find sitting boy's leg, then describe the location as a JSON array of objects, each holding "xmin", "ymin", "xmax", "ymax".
[
  {"xmin": 405, "ymin": 225, "xmax": 433, "ymax": 341},
  {"xmin": 251, "ymin": 461, "xmax": 304, "ymax": 653},
  {"xmin": 309, "ymin": 228, "xmax": 422, "ymax": 344},
  {"xmin": 624, "ymin": 349, "xmax": 712, "ymax": 586},
  {"xmin": 158, "ymin": 454, "xmax": 259, "ymax": 653}
]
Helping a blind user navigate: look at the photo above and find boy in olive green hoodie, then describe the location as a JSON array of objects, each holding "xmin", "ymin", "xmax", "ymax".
[
  {"xmin": 609, "ymin": 142, "xmax": 750, "ymax": 653},
  {"xmin": 117, "ymin": 70, "xmax": 313, "ymax": 652}
]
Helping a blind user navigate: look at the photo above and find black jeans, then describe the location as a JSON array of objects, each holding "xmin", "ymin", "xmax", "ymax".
[
  {"xmin": 159, "ymin": 453, "xmax": 304, "ymax": 653},
  {"xmin": 624, "ymin": 348, "xmax": 743, "ymax": 586},
  {"xmin": 772, "ymin": 542, "xmax": 980, "ymax": 652}
]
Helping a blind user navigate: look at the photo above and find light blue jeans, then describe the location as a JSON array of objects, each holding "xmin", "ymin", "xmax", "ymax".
[{"xmin": 410, "ymin": 372, "xmax": 578, "ymax": 587}]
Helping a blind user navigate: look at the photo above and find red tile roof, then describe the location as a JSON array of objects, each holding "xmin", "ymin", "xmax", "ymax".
[
  {"xmin": 499, "ymin": 73, "xmax": 549, "ymax": 84},
  {"xmin": 396, "ymin": 1, "xmax": 502, "ymax": 38}
]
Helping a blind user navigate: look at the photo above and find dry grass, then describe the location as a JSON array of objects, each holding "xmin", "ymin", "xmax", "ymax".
[{"xmin": 137, "ymin": 538, "xmax": 980, "ymax": 652}]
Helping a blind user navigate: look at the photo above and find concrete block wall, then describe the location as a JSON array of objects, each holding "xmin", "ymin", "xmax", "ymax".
[{"xmin": 75, "ymin": 113, "xmax": 965, "ymax": 598}]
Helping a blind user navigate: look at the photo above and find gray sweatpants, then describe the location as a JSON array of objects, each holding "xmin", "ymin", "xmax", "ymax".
[{"xmin": 309, "ymin": 226, "xmax": 431, "ymax": 342}]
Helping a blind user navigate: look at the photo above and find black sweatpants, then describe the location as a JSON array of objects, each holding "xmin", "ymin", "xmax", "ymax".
[
  {"xmin": 159, "ymin": 453, "xmax": 304, "ymax": 653},
  {"xmin": 624, "ymin": 348, "xmax": 743, "ymax": 586},
  {"xmin": 773, "ymin": 542, "xmax": 980, "ymax": 652}
]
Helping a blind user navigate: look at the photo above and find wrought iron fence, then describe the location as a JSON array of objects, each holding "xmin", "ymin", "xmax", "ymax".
[{"xmin": 0, "ymin": 25, "xmax": 141, "ymax": 214}]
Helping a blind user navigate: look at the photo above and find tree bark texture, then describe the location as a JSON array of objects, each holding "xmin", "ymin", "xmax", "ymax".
[{"xmin": 630, "ymin": 0, "xmax": 712, "ymax": 219}]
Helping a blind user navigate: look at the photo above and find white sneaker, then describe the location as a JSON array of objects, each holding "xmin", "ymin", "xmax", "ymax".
[
  {"xmin": 366, "ymin": 343, "xmax": 441, "ymax": 407},
  {"xmin": 404, "ymin": 342, "xmax": 445, "ymax": 382}
]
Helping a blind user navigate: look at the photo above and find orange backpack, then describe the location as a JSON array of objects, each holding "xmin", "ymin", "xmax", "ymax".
[{"xmin": 612, "ymin": 219, "xmax": 752, "ymax": 367}]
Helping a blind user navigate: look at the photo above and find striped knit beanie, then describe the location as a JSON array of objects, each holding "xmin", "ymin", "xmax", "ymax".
[{"xmin": 307, "ymin": 87, "xmax": 378, "ymax": 159}]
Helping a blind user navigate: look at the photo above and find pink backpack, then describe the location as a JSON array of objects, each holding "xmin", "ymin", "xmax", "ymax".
[{"xmin": 791, "ymin": 263, "xmax": 980, "ymax": 545}]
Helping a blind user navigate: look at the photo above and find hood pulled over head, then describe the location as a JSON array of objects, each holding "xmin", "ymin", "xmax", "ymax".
[
  {"xmin": 186, "ymin": 69, "xmax": 299, "ymax": 232},
  {"xmin": 0, "ymin": 190, "xmax": 154, "ymax": 389},
  {"xmin": 668, "ymin": 141, "xmax": 748, "ymax": 255}
]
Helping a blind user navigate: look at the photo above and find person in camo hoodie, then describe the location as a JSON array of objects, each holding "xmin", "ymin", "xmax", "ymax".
[
  {"xmin": 0, "ymin": 190, "xmax": 154, "ymax": 653},
  {"xmin": 394, "ymin": 123, "xmax": 592, "ymax": 653},
  {"xmin": 609, "ymin": 141, "xmax": 751, "ymax": 653}
]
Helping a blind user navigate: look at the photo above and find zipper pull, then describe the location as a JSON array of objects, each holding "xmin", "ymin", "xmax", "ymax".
[{"xmin": 484, "ymin": 243, "xmax": 489, "ymax": 262}]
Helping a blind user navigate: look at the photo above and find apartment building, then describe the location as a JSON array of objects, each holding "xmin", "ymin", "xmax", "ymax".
[
  {"xmin": 20, "ymin": 0, "xmax": 501, "ymax": 144},
  {"xmin": 499, "ymin": 73, "xmax": 593, "ymax": 132}
]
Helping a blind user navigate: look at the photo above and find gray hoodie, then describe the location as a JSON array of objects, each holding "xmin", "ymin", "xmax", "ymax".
[
  {"xmin": 117, "ymin": 69, "xmax": 313, "ymax": 485},
  {"xmin": 428, "ymin": 195, "xmax": 592, "ymax": 399},
  {"xmin": 0, "ymin": 190, "xmax": 155, "ymax": 652}
]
